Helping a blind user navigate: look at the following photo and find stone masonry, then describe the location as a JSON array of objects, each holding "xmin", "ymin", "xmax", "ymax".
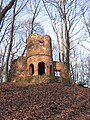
[{"xmin": 10, "ymin": 34, "xmax": 67, "ymax": 82}]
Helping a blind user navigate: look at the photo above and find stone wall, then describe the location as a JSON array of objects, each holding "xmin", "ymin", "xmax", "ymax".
[
  {"xmin": 9, "ymin": 57, "xmax": 27, "ymax": 81},
  {"xmin": 10, "ymin": 34, "xmax": 67, "ymax": 83},
  {"xmin": 26, "ymin": 34, "xmax": 53, "ymax": 76},
  {"xmin": 53, "ymin": 61, "xmax": 67, "ymax": 78},
  {"xmin": 27, "ymin": 55, "xmax": 53, "ymax": 76},
  {"xmin": 27, "ymin": 34, "xmax": 52, "ymax": 58}
]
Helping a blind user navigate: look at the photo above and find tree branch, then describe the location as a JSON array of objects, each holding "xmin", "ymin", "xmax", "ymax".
[{"xmin": 0, "ymin": 0, "xmax": 16, "ymax": 24}]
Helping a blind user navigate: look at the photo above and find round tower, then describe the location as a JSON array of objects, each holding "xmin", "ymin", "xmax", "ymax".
[{"xmin": 26, "ymin": 34, "xmax": 53, "ymax": 76}]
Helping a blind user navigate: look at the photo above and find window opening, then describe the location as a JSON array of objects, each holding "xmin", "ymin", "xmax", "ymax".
[
  {"xmin": 40, "ymin": 42, "xmax": 44, "ymax": 46},
  {"xmin": 54, "ymin": 70, "xmax": 60, "ymax": 77},
  {"xmin": 29, "ymin": 64, "xmax": 34, "ymax": 75},
  {"xmin": 50, "ymin": 65, "xmax": 52, "ymax": 75},
  {"xmin": 38, "ymin": 62, "xmax": 45, "ymax": 75}
]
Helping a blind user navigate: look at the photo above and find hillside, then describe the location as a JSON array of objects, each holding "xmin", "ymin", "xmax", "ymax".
[{"xmin": 0, "ymin": 81, "xmax": 90, "ymax": 120}]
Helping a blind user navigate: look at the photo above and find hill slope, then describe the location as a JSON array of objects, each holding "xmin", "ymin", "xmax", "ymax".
[{"xmin": 0, "ymin": 82, "xmax": 90, "ymax": 120}]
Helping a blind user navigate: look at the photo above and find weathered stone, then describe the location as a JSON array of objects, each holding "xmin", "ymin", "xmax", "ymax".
[{"xmin": 10, "ymin": 34, "xmax": 67, "ymax": 83}]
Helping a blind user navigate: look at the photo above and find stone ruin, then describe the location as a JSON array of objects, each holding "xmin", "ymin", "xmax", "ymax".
[{"xmin": 10, "ymin": 34, "xmax": 67, "ymax": 83}]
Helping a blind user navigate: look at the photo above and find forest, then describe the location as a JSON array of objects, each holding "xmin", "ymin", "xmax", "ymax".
[{"xmin": 0, "ymin": 0, "xmax": 90, "ymax": 85}]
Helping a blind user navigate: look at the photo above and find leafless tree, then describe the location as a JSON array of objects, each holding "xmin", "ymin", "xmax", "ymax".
[
  {"xmin": 80, "ymin": 0, "xmax": 90, "ymax": 37},
  {"xmin": 42, "ymin": 0, "xmax": 62, "ymax": 62},
  {"xmin": 19, "ymin": 0, "xmax": 44, "ymax": 56},
  {"xmin": 26, "ymin": 0, "xmax": 42, "ymax": 34},
  {"xmin": 77, "ymin": 0, "xmax": 90, "ymax": 52},
  {"xmin": 0, "ymin": 0, "xmax": 16, "ymax": 24},
  {"xmin": 0, "ymin": 0, "xmax": 28, "ymax": 82},
  {"xmin": 42, "ymin": 0, "xmax": 80, "ymax": 80},
  {"xmin": 5, "ymin": 0, "xmax": 17, "ymax": 82}
]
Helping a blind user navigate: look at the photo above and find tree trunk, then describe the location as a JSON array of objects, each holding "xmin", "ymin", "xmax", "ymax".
[
  {"xmin": 0, "ymin": 0, "xmax": 16, "ymax": 24},
  {"xmin": 71, "ymin": 63, "xmax": 74, "ymax": 82},
  {"xmin": 5, "ymin": 0, "xmax": 16, "ymax": 82},
  {"xmin": 64, "ymin": 14, "xmax": 70, "ymax": 80},
  {"xmin": 56, "ymin": 32, "xmax": 61, "ymax": 62},
  {"xmin": 60, "ymin": 19, "xmax": 65, "ymax": 62}
]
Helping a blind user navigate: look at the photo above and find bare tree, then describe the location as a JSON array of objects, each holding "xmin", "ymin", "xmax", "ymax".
[
  {"xmin": 19, "ymin": 0, "xmax": 44, "ymax": 56},
  {"xmin": 26, "ymin": 0, "xmax": 42, "ymax": 34},
  {"xmin": 77, "ymin": 0, "xmax": 90, "ymax": 52},
  {"xmin": 80, "ymin": 0, "xmax": 90, "ymax": 37},
  {"xmin": 87, "ymin": 55, "xmax": 90, "ymax": 79},
  {"xmin": 42, "ymin": 0, "xmax": 80, "ymax": 80},
  {"xmin": 0, "ymin": 42, "xmax": 7, "ymax": 82},
  {"xmin": 0, "ymin": 0, "xmax": 43, "ymax": 82},
  {"xmin": 0, "ymin": 0, "xmax": 16, "ymax": 24},
  {"xmin": 3, "ymin": 0, "xmax": 28, "ymax": 82},
  {"xmin": 42, "ymin": 0, "xmax": 62, "ymax": 62},
  {"xmin": 5, "ymin": 0, "xmax": 17, "ymax": 82}
]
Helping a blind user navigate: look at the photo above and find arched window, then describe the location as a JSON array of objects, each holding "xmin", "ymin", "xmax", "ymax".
[
  {"xmin": 39, "ymin": 39, "xmax": 44, "ymax": 46},
  {"xmin": 50, "ymin": 65, "xmax": 52, "ymax": 75},
  {"xmin": 29, "ymin": 64, "xmax": 34, "ymax": 75},
  {"xmin": 38, "ymin": 62, "xmax": 45, "ymax": 75}
]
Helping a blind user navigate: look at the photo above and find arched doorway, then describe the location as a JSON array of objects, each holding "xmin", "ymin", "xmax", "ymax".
[
  {"xmin": 29, "ymin": 64, "xmax": 34, "ymax": 75},
  {"xmin": 38, "ymin": 62, "xmax": 45, "ymax": 75},
  {"xmin": 50, "ymin": 65, "xmax": 52, "ymax": 75}
]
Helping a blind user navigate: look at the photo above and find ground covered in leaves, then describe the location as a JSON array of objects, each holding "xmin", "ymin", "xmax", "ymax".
[{"xmin": 0, "ymin": 81, "xmax": 90, "ymax": 120}]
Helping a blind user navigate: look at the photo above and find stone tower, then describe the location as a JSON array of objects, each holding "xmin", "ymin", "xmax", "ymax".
[
  {"xmin": 26, "ymin": 34, "xmax": 54, "ymax": 76},
  {"xmin": 10, "ymin": 34, "xmax": 67, "ymax": 83}
]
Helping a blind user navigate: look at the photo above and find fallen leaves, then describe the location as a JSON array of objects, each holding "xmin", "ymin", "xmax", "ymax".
[{"xmin": 0, "ymin": 82, "xmax": 90, "ymax": 120}]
